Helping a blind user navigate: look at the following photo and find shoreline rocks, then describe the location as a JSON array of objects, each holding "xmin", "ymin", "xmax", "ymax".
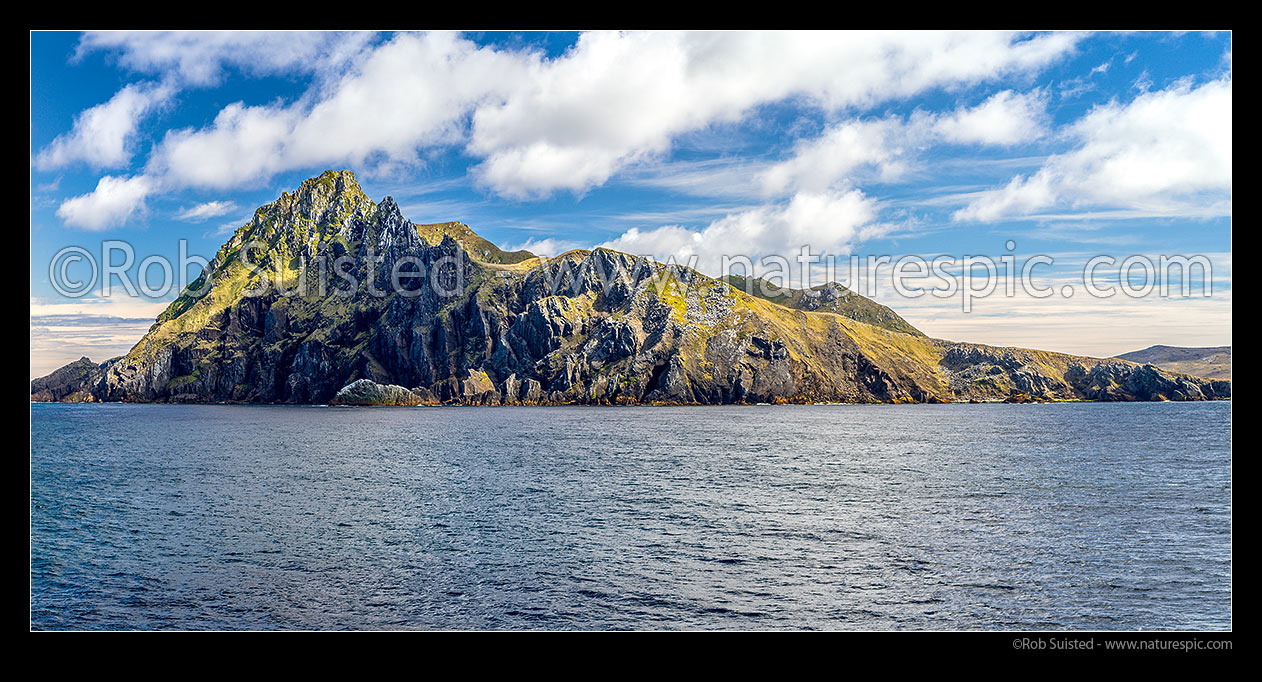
[{"xmin": 329, "ymin": 379, "xmax": 432, "ymax": 406}]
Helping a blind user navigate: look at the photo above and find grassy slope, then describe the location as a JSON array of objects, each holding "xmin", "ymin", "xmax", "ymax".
[
  {"xmin": 724, "ymin": 273, "xmax": 923, "ymax": 336},
  {"xmin": 1115, "ymin": 345, "xmax": 1232, "ymax": 381},
  {"xmin": 86, "ymin": 172, "xmax": 1224, "ymax": 403},
  {"xmin": 415, "ymin": 222, "xmax": 535, "ymax": 264}
]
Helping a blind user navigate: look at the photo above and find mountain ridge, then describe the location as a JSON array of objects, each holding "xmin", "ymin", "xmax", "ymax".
[
  {"xmin": 32, "ymin": 170, "xmax": 1231, "ymax": 406},
  {"xmin": 1114, "ymin": 345, "xmax": 1231, "ymax": 381}
]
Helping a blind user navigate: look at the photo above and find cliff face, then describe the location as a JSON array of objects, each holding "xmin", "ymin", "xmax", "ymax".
[
  {"xmin": 30, "ymin": 357, "xmax": 102, "ymax": 402},
  {"xmin": 32, "ymin": 170, "xmax": 1230, "ymax": 405}
]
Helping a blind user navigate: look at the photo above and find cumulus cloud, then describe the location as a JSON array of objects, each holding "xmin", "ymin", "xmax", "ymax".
[
  {"xmin": 759, "ymin": 90, "xmax": 1048, "ymax": 196},
  {"xmin": 34, "ymin": 80, "xmax": 175, "ymax": 170},
  {"xmin": 600, "ymin": 190, "xmax": 884, "ymax": 278},
  {"xmin": 57, "ymin": 30, "xmax": 1082, "ymax": 229},
  {"xmin": 929, "ymin": 89, "xmax": 1048, "ymax": 145},
  {"xmin": 176, "ymin": 200, "xmax": 238, "ymax": 221},
  {"xmin": 470, "ymin": 31, "xmax": 1078, "ymax": 198},
  {"xmin": 956, "ymin": 77, "xmax": 1232, "ymax": 221},
  {"xmin": 40, "ymin": 30, "xmax": 377, "ymax": 185},
  {"xmin": 142, "ymin": 31, "xmax": 527, "ymax": 191},
  {"xmin": 43, "ymin": 32, "xmax": 375, "ymax": 174},
  {"xmin": 759, "ymin": 118, "xmax": 916, "ymax": 195},
  {"xmin": 503, "ymin": 237, "xmax": 586, "ymax": 257},
  {"xmin": 76, "ymin": 30, "xmax": 377, "ymax": 86},
  {"xmin": 56, "ymin": 175, "xmax": 153, "ymax": 231},
  {"xmin": 56, "ymin": 33, "xmax": 522, "ymax": 226}
]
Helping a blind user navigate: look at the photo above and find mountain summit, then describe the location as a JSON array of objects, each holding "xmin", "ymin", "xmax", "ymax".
[{"xmin": 32, "ymin": 171, "xmax": 1230, "ymax": 405}]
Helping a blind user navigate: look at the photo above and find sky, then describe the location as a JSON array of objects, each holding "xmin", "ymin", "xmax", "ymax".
[{"xmin": 29, "ymin": 30, "xmax": 1231, "ymax": 378}]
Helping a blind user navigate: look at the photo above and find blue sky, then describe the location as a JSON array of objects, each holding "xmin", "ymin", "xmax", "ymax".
[{"xmin": 30, "ymin": 31, "xmax": 1231, "ymax": 377}]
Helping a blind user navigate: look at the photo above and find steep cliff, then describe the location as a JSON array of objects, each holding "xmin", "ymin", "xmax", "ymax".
[{"xmin": 32, "ymin": 170, "xmax": 1230, "ymax": 405}]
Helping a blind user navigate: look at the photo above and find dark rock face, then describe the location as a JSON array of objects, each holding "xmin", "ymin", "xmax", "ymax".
[
  {"xmin": 939, "ymin": 343, "xmax": 1230, "ymax": 403},
  {"xmin": 30, "ymin": 357, "xmax": 109, "ymax": 402},
  {"xmin": 1066, "ymin": 362, "xmax": 1232, "ymax": 402},
  {"xmin": 408, "ymin": 385, "xmax": 440, "ymax": 405},
  {"xmin": 31, "ymin": 171, "xmax": 1231, "ymax": 406}
]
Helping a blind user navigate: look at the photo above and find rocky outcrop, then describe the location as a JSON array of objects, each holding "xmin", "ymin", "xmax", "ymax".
[
  {"xmin": 30, "ymin": 357, "xmax": 107, "ymax": 402},
  {"xmin": 329, "ymin": 379, "xmax": 431, "ymax": 406},
  {"xmin": 409, "ymin": 385, "xmax": 440, "ymax": 405},
  {"xmin": 939, "ymin": 342, "xmax": 1230, "ymax": 402},
  {"xmin": 31, "ymin": 170, "xmax": 1231, "ymax": 406},
  {"xmin": 1067, "ymin": 362, "xmax": 1232, "ymax": 402}
]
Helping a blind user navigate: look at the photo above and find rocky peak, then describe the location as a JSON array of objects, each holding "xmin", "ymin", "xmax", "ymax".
[
  {"xmin": 367, "ymin": 195, "xmax": 422, "ymax": 251},
  {"xmin": 31, "ymin": 172, "xmax": 1231, "ymax": 407},
  {"xmin": 293, "ymin": 169, "xmax": 365, "ymax": 202},
  {"xmin": 807, "ymin": 282, "xmax": 850, "ymax": 302},
  {"xmin": 269, "ymin": 169, "xmax": 376, "ymax": 230},
  {"xmin": 377, "ymin": 195, "xmax": 401, "ymax": 216}
]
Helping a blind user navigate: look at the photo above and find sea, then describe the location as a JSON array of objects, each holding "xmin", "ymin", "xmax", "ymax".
[{"xmin": 30, "ymin": 401, "xmax": 1231, "ymax": 630}]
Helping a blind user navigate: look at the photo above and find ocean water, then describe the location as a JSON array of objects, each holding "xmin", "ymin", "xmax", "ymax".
[{"xmin": 30, "ymin": 401, "xmax": 1231, "ymax": 630}]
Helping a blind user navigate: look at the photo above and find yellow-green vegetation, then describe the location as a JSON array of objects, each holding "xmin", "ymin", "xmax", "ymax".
[
  {"xmin": 45, "ymin": 170, "xmax": 1227, "ymax": 407},
  {"xmin": 463, "ymin": 369, "xmax": 495, "ymax": 394},
  {"xmin": 724, "ymin": 273, "xmax": 923, "ymax": 336},
  {"xmin": 1114, "ymin": 345, "xmax": 1232, "ymax": 381},
  {"xmin": 723, "ymin": 288, "xmax": 947, "ymax": 399},
  {"xmin": 415, "ymin": 221, "xmax": 535, "ymax": 264},
  {"xmin": 651, "ymin": 275, "xmax": 691, "ymax": 324},
  {"xmin": 166, "ymin": 371, "xmax": 200, "ymax": 390}
]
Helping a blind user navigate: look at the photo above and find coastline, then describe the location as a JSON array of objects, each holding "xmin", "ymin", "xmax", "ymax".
[{"xmin": 31, "ymin": 397, "xmax": 1232, "ymax": 407}]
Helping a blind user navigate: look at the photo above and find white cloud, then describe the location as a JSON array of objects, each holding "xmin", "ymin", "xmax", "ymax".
[
  {"xmin": 503, "ymin": 237, "xmax": 586, "ymax": 257},
  {"xmin": 620, "ymin": 158, "xmax": 771, "ymax": 200},
  {"xmin": 34, "ymin": 81, "xmax": 175, "ymax": 170},
  {"xmin": 76, "ymin": 30, "xmax": 377, "ymax": 86},
  {"xmin": 956, "ymin": 77, "xmax": 1232, "ymax": 221},
  {"xmin": 600, "ymin": 190, "xmax": 884, "ymax": 278},
  {"xmin": 142, "ymin": 32, "xmax": 526, "ymax": 191},
  {"xmin": 59, "ymin": 30, "xmax": 1082, "ymax": 229},
  {"xmin": 929, "ymin": 89, "xmax": 1048, "ymax": 145},
  {"xmin": 176, "ymin": 200, "xmax": 238, "ymax": 221},
  {"xmin": 470, "ymin": 31, "xmax": 1079, "ymax": 198},
  {"xmin": 56, "ymin": 175, "xmax": 153, "ymax": 231},
  {"xmin": 759, "ymin": 90, "xmax": 1048, "ymax": 196},
  {"xmin": 56, "ymin": 32, "xmax": 522, "ymax": 227},
  {"xmin": 40, "ymin": 31, "xmax": 375, "ymax": 174},
  {"xmin": 30, "ymin": 296, "xmax": 172, "ymax": 379},
  {"xmin": 30, "ymin": 295, "xmax": 171, "ymax": 320},
  {"xmin": 879, "ymin": 253, "xmax": 1231, "ymax": 357},
  {"xmin": 759, "ymin": 117, "xmax": 915, "ymax": 195}
]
